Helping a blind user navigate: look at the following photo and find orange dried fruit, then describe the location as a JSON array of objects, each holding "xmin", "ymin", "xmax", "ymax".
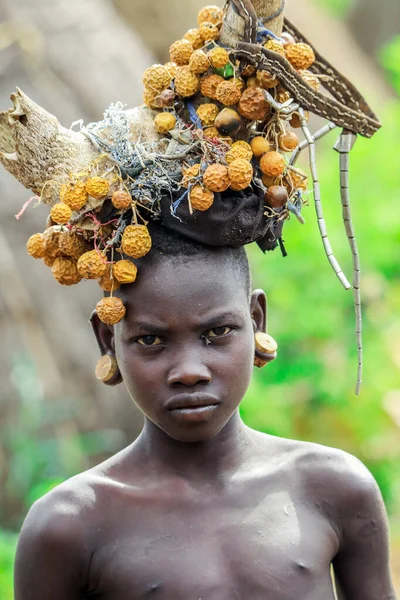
[
  {"xmin": 98, "ymin": 269, "xmax": 121, "ymax": 292},
  {"xmin": 189, "ymin": 50, "xmax": 211, "ymax": 74},
  {"xmin": 203, "ymin": 164, "xmax": 230, "ymax": 193},
  {"xmin": 154, "ymin": 112, "xmax": 177, "ymax": 134},
  {"xmin": 43, "ymin": 226, "xmax": 63, "ymax": 258},
  {"xmin": 183, "ymin": 28, "xmax": 204, "ymax": 50},
  {"xmin": 122, "ymin": 225, "xmax": 152, "ymax": 259},
  {"xmin": 226, "ymin": 141, "xmax": 253, "ymax": 164},
  {"xmin": 199, "ymin": 22, "xmax": 219, "ymax": 42},
  {"xmin": 208, "ymin": 47, "xmax": 229, "ymax": 68},
  {"xmin": 203, "ymin": 126, "xmax": 219, "ymax": 139},
  {"xmin": 215, "ymin": 80, "xmax": 242, "ymax": 106},
  {"xmin": 260, "ymin": 151, "xmax": 286, "ymax": 177},
  {"xmin": 290, "ymin": 110, "xmax": 309, "ymax": 129},
  {"xmin": 239, "ymin": 87, "xmax": 269, "ymax": 121},
  {"xmin": 264, "ymin": 39, "xmax": 285, "ymax": 56},
  {"xmin": 285, "ymin": 43, "xmax": 315, "ymax": 70},
  {"xmin": 142, "ymin": 64, "xmax": 172, "ymax": 92},
  {"xmin": 228, "ymin": 158, "xmax": 253, "ymax": 191},
  {"xmin": 112, "ymin": 190, "xmax": 132, "ymax": 210},
  {"xmin": 189, "ymin": 185, "xmax": 214, "ymax": 211},
  {"xmin": 27, "ymin": 233, "xmax": 46, "ymax": 259},
  {"xmin": 197, "ymin": 103, "xmax": 219, "ymax": 126},
  {"xmin": 262, "ymin": 174, "xmax": 279, "ymax": 187},
  {"xmin": 256, "ymin": 70, "xmax": 278, "ymax": 89},
  {"xmin": 52, "ymin": 257, "xmax": 82, "ymax": 286},
  {"xmin": 77, "ymin": 250, "xmax": 107, "ymax": 279},
  {"xmin": 278, "ymin": 131, "xmax": 299, "ymax": 152},
  {"xmin": 50, "ymin": 202, "xmax": 72, "ymax": 225},
  {"xmin": 43, "ymin": 253, "xmax": 56, "ymax": 268},
  {"xmin": 96, "ymin": 296, "xmax": 126, "ymax": 325},
  {"xmin": 198, "ymin": 5, "xmax": 223, "ymax": 26},
  {"xmin": 182, "ymin": 164, "xmax": 201, "ymax": 188},
  {"xmin": 299, "ymin": 69, "xmax": 320, "ymax": 90},
  {"xmin": 60, "ymin": 181, "xmax": 88, "ymax": 211},
  {"xmin": 58, "ymin": 231, "xmax": 88, "ymax": 259},
  {"xmin": 113, "ymin": 260, "xmax": 138, "ymax": 284},
  {"xmin": 169, "ymin": 39, "xmax": 194, "ymax": 66},
  {"xmin": 175, "ymin": 66, "xmax": 200, "ymax": 97},
  {"xmin": 86, "ymin": 177, "xmax": 110, "ymax": 199},
  {"xmin": 200, "ymin": 73, "xmax": 224, "ymax": 99},
  {"xmin": 250, "ymin": 136, "xmax": 270, "ymax": 157}
]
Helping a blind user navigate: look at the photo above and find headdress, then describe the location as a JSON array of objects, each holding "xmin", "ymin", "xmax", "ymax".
[{"xmin": 1, "ymin": 0, "xmax": 380, "ymax": 394}]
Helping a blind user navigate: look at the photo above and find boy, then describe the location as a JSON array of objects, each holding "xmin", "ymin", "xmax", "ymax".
[{"xmin": 14, "ymin": 224, "xmax": 396, "ymax": 599}]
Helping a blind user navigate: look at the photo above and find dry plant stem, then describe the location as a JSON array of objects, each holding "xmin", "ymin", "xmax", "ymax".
[
  {"xmin": 298, "ymin": 108, "xmax": 351, "ymax": 291},
  {"xmin": 220, "ymin": 0, "xmax": 285, "ymax": 47},
  {"xmin": 334, "ymin": 131, "xmax": 362, "ymax": 396}
]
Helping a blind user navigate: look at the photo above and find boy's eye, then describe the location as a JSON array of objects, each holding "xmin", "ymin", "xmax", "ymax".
[
  {"xmin": 207, "ymin": 326, "xmax": 232, "ymax": 338},
  {"xmin": 137, "ymin": 335, "xmax": 163, "ymax": 346}
]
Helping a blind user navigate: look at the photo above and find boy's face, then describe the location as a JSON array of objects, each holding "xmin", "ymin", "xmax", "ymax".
[{"xmin": 94, "ymin": 254, "xmax": 266, "ymax": 443}]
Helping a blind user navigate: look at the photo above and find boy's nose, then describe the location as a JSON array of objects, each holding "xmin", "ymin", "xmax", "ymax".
[{"xmin": 167, "ymin": 351, "xmax": 212, "ymax": 387}]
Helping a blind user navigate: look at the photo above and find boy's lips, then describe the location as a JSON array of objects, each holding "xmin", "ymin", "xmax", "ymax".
[{"xmin": 166, "ymin": 394, "xmax": 221, "ymax": 411}]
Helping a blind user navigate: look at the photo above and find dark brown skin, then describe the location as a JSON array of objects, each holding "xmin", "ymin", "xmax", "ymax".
[{"xmin": 14, "ymin": 252, "xmax": 396, "ymax": 600}]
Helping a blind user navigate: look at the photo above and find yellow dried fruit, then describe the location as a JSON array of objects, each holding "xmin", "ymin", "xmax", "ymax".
[
  {"xmin": 122, "ymin": 225, "xmax": 152, "ymax": 259},
  {"xmin": 200, "ymin": 73, "xmax": 224, "ymax": 99},
  {"xmin": 199, "ymin": 22, "xmax": 219, "ymax": 42},
  {"xmin": 250, "ymin": 136, "xmax": 270, "ymax": 157},
  {"xmin": 203, "ymin": 126, "xmax": 219, "ymax": 140},
  {"xmin": 98, "ymin": 269, "xmax": 121, "ymax": 292},
  {"xmin": 143, "ymin": 88, "xmax": 158, "ymax": 109},
  {"xmin": 198, "ymin": 5, "xmax": 223, "ymax": 26},
  {"xmin": 60, "ymin": 181, "xmax": 88, "ymax": 211},
  {"xmin": 50, "ymin": 203, "xmax": 72, "ymax": 225},
  {"xmin": 58, "ymin": 231, "xmax": 88, "ymax": 259},
  {"xmin": 228, "ymin": 158, "xmax": 253, "ymax": 191},
  {"xmin": 203, "ymin": 164, "xmax": 230, "ymax": 193},
  {"xmin": 142, "ymin": 64, "xmax": 172, "ymax": 92},
  {"xmin": 246, "ymin": 76, "xmax": 257, "ymax": 88},
  {"xmin": 43, "ymin": 253, "xmax": 56, "ymax": 267},
  {"xmin": 231, "ymin": 77, "xmax": 245, "ymax": 92},
  {"xmin": 96, "ymin": 296, "xmax": 126, "ymax": 325},
  {"xmin": 113, "ymin": 260, "xmax": 138, "ymax": 284},
  {"xmin": 170, "ymin": 39, "xmax": 194, "ymax": 66},
  {"xmin": 285, "ymin": 168, "xmax": 308, "ymax": 191},
  {"xmin": 183, "ymin": 28, "xmax": 204, "ymax": 50},
  {"xmin": 182, "ymin": 164, "xmax": 201, "ymax": 188},
  {"xmin": 86, "ymin": 177, "xmax": 110, "ymax": 199},
  {"xmin": 214, "ymin": 108, "xmax": 242, "ymax": 137},
  {"xmin": 164, "ymin": 61, "xmax": 178, "ymax": 79},
  {"xmin": 175, "ymin": 66, "xmax": 200, "ymax": 97},
  {"xmin": 226, "ymin": 141, "xmax": 253, "ymax": 164},
  {"xmin": 239, "ymin": 87, "xmax": 269, "ymax": 121},
  {"xmin": 154, "ymin": 112, "xmax": 177, "ymax": 134},
  {"xmin": 260, "ymin": 151, "xmax": 286, "ymax": 177},
  {"xmin": 77, "ymin": 250, "xmax": 107, "ymax": 279},
  {"xmin": 189, "ymin": 185, "xmax": 214, "ymax": 211},
  {"xmin": 278, "ymin": 131, "xmax": 299, "ymax": 152},
  {"xmin": 189, "ymin": 50, "xmax": 211, "ymax": 74},
  {"xmin": 262, "ymin": 174, "xmax": 279, "ymax": 188},
  {"xmin": 299, "ymin": 69, "xmax": 320, "ymax": 90},
  {"xmin": 215, "ymin": 80, "xmax": 242, "ymax": 106},
  {"xmin": 285, "ymin": 43, "xmax": 315, "ymax": 70},
  {"xmin": 112, "ymin": 190, "xmax": 132, "ymax": 210},
  {"xmin": 197, "ymin": 103, "xmax": 219, "ymax": 126},
  {"xmin": 277, "ymin": 89, "xmax": 291, "ymax": 104},
  {"xmin": 290, "ymin": 110, "xmax": 309, "ymax": 129},
  {"xmin": 256, "ymin": 70, "xmax": 278, "ymax": 89},
  {"xmin": 208, "ymin": 47, "xmax": 229, "ymax": 68},
  {"xmin": 52, "ymin": 257, "xmax": 82, "ymax": 286},
  {"xmin": 264, "ymin": 39, "xmax": 286, "ymax": 56},
  {"xmin": 27, "ymin": 233, "xmax": 46, "ymax": 259},
  {"xmin": 43, "ymin": 226, "xmax": 63, "ymax": 258}
]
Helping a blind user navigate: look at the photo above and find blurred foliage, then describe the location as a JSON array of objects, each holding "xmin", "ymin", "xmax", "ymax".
[{"xmin": 380, "ymin": 35, "xmax": 400, "ymax": 95}]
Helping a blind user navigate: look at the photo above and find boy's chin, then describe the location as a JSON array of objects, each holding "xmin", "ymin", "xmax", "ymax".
[{"xmin": 157, "ymin": 419, "xmax": 232, "ymax": 444}]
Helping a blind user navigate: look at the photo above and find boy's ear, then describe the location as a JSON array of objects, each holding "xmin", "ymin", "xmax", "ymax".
[
  {"xmin": 250, "ymin": 289, "xmax": 267, "ymax": 333},
  {"xmin": 90, "ymin": 310, "xmax": 115, "ymax": 355}
]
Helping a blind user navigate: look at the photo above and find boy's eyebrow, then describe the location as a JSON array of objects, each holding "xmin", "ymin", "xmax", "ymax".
[
  {"xmin": 127, "ymin": 312, "xmax": 243, "ymax": 334},
  {"xmin": 200, "ymin": 311, "xmax": 242, "ymax": 329}
]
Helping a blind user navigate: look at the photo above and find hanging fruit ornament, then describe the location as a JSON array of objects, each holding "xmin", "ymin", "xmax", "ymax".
[
  {"xmin": 86, "ymin": 177, "xmax": 110, "ymax": 199},
  {"xmin": 170, "ymin": 39, "xmax": 194, "ymax": 66},
  {"xmin": 122, "ymin": 225, "xmax": 152, "ymax": 259},
  {"xmin": 164, "ymin": 61, "xmax": 178, "ymax": 79},
  {"xmin": 77, "ymin": 250, "xmax": 107, "ymax": 280},
  {"xmin": 189, "ymin": 50, "xmax": 211, "ymax": 74},
  {"xmin": 43, "ymin": 226, "xmax": 63, "ymax": 258},
  {"xmin": 203, "ymin": 164, "xmax": 230, "ymax": 193},
  {"xmin": 175, "ymin": 66, "xmax": 200, "ymax": 97},
  {"xmin": 189, "ymin": 185, "xmax": 215, "ymax": 211},
  {"xmin": 254, "ymin": 332, "xmax": 278, "ymax": 367},
  {"xmin": 43, "ymin": 253, "xmax": 56, "ymax": 267},
  {"xmin": 52, "ymin": 257, "xmax": 82, "ymax": 286},
  {"xmin": 285, "ymin": 168, "xmax": 309, "ymax": 191},
  {"xmin": 58, "ymin": 231, "xmax": 88, "ymax": 259},
  {"xmin": 215, "ymin": 108, "xmax": 242, "ymax": 136},
  {"xmin": 256, "ymin": 71, "xmax": 278, "ymax": 89},
  {"xmin": 203, "ymin": 126, "xmax": 220, "ymax": 139},
  {"xmin": 154, "ymin": 112, "xmax": 177, "ymax": 134},
  {"xmin": 60, "ymin": 181, "xmax": 88, "ymax": 211},
  {"xmin": 98, "ymin": 269, "xmax": 121, "ymax": 292},
  {"xmin": 143, "ymin": 88, "xmax": 159, "ymax": 109},
  {"xmin": 260, "ymin": 151, "xmax": 286, "ymax": 177},
  {"xmin": 199, "ymin": 22, "xmax": 219, "ymax": 42},
  {"xmin": 208, "ymin": 47, "xmax": 229, "ymax": 68},
  {"xmin": 262, "ymin": 174, "xmax": 278, "ymax": 188},
  {"xmin": 285, "ymin": 43, "xmax": 315, "ymax": 70},
  {"xmin": 182, "ymin": 164, "xmax": 201, "ymax": 187},
  {"xmin": 279, "ymin": 131, "xmax": 299, "ymax": 152},
  {"xmin": 264, "ymin": 39, "xmax": 285, "ymax": 56},
  {"xmin": 198, "ymin": 5, "xmax": 223, "ymax": 26},
  {"xmin": 250, "ymin": 136, "xmax": 270, "ymax": 157},
  {"xmin": 50, "ymin": 203, "xmax": 72, "ymax": 225},
  {"xmin": 290, "ymin": 110, "xmax": 309, "ymax": 128},
  {"xmin": 27, "ymin": 233, "xmax": 46, "ymax": 259},
  {"xmin": 200, "ymin": 73, "xmax": 224, "ymax": 99},
  {"xmin": 95, "ymin": 355, "xmax": 119, "ymax": 383},
  {"xmin": 183, "ymin": 28, "xmax": 204, "ymax": 50},
  {"xmin": 96, "ymin": 297, "xmax": 126, "ymax": 325},
  {"xmin": 196, "ymin": 103, "xmax": 219, "ymax": 126},
  {"xmin": 112, "ymin": 190, "xmax": 132, "ymax": 210},
  {"xmin": 228, "ymin": 159, "xmax": 253, "ymax": 191},
  {"xmin": 215, "ymin": 80, "xmax": 242, "ymax": 106},
  {"xmin": 239, "ymin": 88, "xmax": 270, "ymax": 121},
  {"xmin": 113, "ymin": 260, "xmax": 138, "ymax": 284},
  {"xmin": 226, "ymin": 141, "xmax": 253, "ymax": 164},
  {"xmin": 142, "ymin": 64, "xmax": 172, "ymax": 92},
  {"xmin": 265, "ymin": 185, "xmax": 289, "ymax": 209}
]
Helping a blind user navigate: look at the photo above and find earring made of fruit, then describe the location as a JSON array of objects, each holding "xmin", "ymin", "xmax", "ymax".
[
  {"xmin": 95, "ymin": 355, "xmax": 123, "ymax": 386},
  {"xmin": 254, "ymin": 332, "xmax": 278, "ymax": 368}
]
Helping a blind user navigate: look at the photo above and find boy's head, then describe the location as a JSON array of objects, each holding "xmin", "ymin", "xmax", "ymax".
[{"xmin": 91, "ymin": 223, "xmax": 269, "ymax": 443}]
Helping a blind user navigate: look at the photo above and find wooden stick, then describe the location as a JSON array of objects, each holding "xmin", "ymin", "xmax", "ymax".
[{"xmin": 220, "ymin": 0, "xmax": 285, "ymax": 47}]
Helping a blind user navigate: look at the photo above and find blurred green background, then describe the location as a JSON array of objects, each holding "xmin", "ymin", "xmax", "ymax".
[{"xmin": 0, "ymin": 0, "xmax": 399, "ymax": 597}]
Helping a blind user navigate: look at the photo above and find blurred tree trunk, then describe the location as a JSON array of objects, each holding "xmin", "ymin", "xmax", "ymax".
[{"xmin": 348, "ymin": 0, "xmax": 400, "ymax": 58}]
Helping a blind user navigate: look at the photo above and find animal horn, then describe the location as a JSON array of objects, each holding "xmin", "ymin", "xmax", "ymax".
[{"xmin": 220, "ymin": 0, "xmax": 285, "ymax": 47}]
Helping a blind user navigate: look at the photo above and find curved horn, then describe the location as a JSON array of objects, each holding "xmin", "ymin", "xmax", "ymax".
[{"xmin": 220, "ymin": 0, "xmax": 285, "ymax": 47}]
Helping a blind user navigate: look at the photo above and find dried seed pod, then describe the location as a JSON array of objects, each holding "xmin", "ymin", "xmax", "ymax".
[
  {"xmin": 112, "ymin": 190, "xmax": 132, "ymax": 210},
  {"xmin": 86, "ymin": 177, "xmax": 110, "ymax": 199},
  {"xmin": 164, "ymin": 61, "xmax": 178, "ymax": 79},
  {"xmin": 208, "ymin": 47, "xmax": 229, "ymax": 68},
  {"xmin": 77, "ymin": 250, "xmax": 107, "ymax": 279},
  {"xmin": 256, "ymin": 70, "xmax": 278, "ymax": 89},
  {"xmin": 199, "ymin": 22, "xmax": 219, "ymax": 42},
  {"xmin": 239, "ymin": 87, "xmax": 269, "ymax": 121},
  {"xmin": 250, "ymin": 136, "xmax": 270, "ymax": 157},
  {"xmin": 226, "ymin": 140, "xmax": 253, "ymax": 164},
  {"xmin": 198, "ymin": 5, "xmax": 223, "ymax": 26},
  {"xmin": 228, "ymin": 158, "xmax": 253, "ymax": 191},
  {"xmin": 260, "ymin": 151, "xmax": 286, "ymax": 177},
  {"xmin": 43, "ymin": 226, "xmax": 63, "ymax": 258},
  {"xmin": 60, "ymin": 181, "xmax": 88, "ymax": 211},
  {"xmin": 285, "ymin": 43, "xmax": 315, "ymax": 70},
  {"xmin": 96, "ymin": 297, "xmax": 126, "ymax": 325},
  {"xmin": 203, "ymin": 164, "xmax": 230, "ymax": 193},
  {"xmin": 27, "ymin": 233, "xmax": 46, "ymax": 259},
  {"xmin": 278, "ymin": 131, "xmax": 299, "ymax": 152},
  {"xmin": 175, "ymin": 66, "xmax": 200, "ymax": 97},
  {"xmin": 285, "ymin": 168, "xmax": 308, "ymax": 191},
  {"xmin": 281, "ymin": 32, "xmax": 296, "ymax": 47},
  {"xmin": 262, "ymin": 174, "xmax": 279, "ymax": 188},
  {"xmin": 214, "ymin": 108, "xmax": 242, "ymax": 136},
  {"xmin": 154, "ymin": 112, "xmax": 177, "ymax": 134},
  {"xmin": 142, "ymin": 64, "xmax": 172, "ymax": 92},
  {"xmin": 215, "ymin": 80, "xmax": 242, "ymax": 106},
  {"xmin": 169, "ymin": 39, "xmax": 194, "ymax": 66},
  {"xmin": 143, "ymin": 88, "xmax": 158, "ymax": 109},
  {"xmin": 266, "ymin": 185, "xmax": 289, "ymax": 208},
  {"xmin": 43, "ymin": 253, "xmax": 56, "ymax": 268},
  {"xmin": 182, "ymin": 164, "xmax": 201, "ymax": 188},
  {"xmin": 255, "ymin": 332, "xmax": 278, "ymax": 354},
  {"xmin": 290, "ymin": 110, "xmax": 309, "ymax": 129},
  {"xmin": 122, "ymin": 225, "xmax": 152, "ymax": 259},
  {"xmin": 246, "ymin": 76, "xmax": 257, "ymax": 88},
  {"xmin": 152, "ymin": 89, "xmax": 176, "ymax": 109},
  {"xmin": 113, "ymin": 260, "xmax": 138, "ymax": 284},
  {"xmin": 203, "ymin": 126, "xmax": 220, "ymax": 139},
  {"xmin": 200, "ymin": 73, "xmax": 224, "ymax": 99},
  {"xmin": 230, "ymin": 77, "xmax": 245, "ymax": 92},
  {"xmin": 183, "ymin": 28, "xmax": 204, "ymax": 50},
  {"xmin": 197, "ymin": 103, "xmax": 219, "ymax": 126},
  {"xmin": 95, "ymin": 355, "xmax": 119, "ymax": 383},
  {"xmin": 277, "ymin": 89, "xmax": 291, "ymax": 104},
  {"xmin": 58, "ymin": 231, "xmax": 88, "ymax": 259},
  {"xmin": 241, "ymin": 64, "xmax": 256, "ymax": 77},
  {"xmin": 98, "ymin": 269, "xmax": 121, "ymax": 292},
  {"xmin": 50, "ymin": 202, "xmax": 72, "ymax": 225},
  {"xmin": 189, "ymin": 50, "xmax": 211, "ymax": 74},
  {"xmin": 52, "ymin": 257, "xmax": 82, "ymax": 286},
  {"xmin": 264, "ymin": 39, "xmax": 285, "ymax": 56},
  {"xmin": 189, "ymin": 185, "xmax": 214, "ymax": 211},
  {"xmin": 299, "ymin": 69, "xmax": 320, "ymax": 90}
]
